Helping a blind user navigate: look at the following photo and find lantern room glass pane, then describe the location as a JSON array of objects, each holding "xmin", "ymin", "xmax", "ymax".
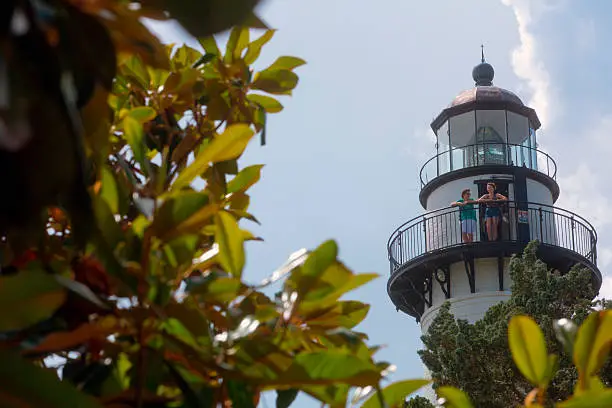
[
  {"xmin": 448, "ymin": 111, "xmax": 475, "ymax": 148},
  {"xmin": 436, "ymin": 121, "xmax": 450, "ymax": 176}
]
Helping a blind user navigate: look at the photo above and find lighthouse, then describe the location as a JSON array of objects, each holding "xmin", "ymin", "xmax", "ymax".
[{"xmin": 386, "ymin": 56, "xmax": 601, "ymax": 337}]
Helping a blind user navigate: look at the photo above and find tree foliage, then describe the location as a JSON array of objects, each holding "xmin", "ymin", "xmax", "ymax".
[
  {"xmin": 0, "ymin": 1, "xmax": 433, "ymax": 407},
  {"xmin": 419, "ymin": 241, "xmax": 610, "ymax": 407}
]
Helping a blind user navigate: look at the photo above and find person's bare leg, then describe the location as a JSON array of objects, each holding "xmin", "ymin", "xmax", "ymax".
[
  {"xmin": 466, "ymin": 233, "xmax": 473, "ymax": 242},
  {"xmin": 492, "ymin": 217, "xmax": 500, "ymax": 241},
  {"xmin": 486, "ymin": 218, "xmax": 493, "ymax": 241}
]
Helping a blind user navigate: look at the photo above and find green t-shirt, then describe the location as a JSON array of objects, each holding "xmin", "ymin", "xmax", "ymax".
[{"xmin": 457, "ymin": 198, "xmax": 477, "ymax": 221}]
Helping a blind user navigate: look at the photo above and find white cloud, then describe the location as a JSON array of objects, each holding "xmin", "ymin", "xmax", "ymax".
[
  {"xmin": 597, "ymin": 275, "xmax": 612, "ymax": 300},
  {"xmin": 501, "ymin": 0, "xmax": 561, "ymax": 129}
]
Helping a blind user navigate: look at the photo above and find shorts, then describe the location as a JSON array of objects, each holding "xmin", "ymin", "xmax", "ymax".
[
  {"xmin": 485, "ymin": 207, "xmax": 501, "ymax": 218},
  {"xmin": 461, "ymin": 219, "xmax": 477, "ymax": 234}
]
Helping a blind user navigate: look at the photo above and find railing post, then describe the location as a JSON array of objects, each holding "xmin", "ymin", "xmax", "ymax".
[
  {"xmin": 422, "ymin": 216, "xmax": 427, "ymax": 253},
  {"xmin": 571, "ymin": 216, "xmax": 576, "ymax": 252},
  {"xmin": 538, "ymin": 207, "xmax": 544, "ymax": 242},
  {"xmin": 397, "ymin": 233, "xmax": 402, "ymax": 268}
]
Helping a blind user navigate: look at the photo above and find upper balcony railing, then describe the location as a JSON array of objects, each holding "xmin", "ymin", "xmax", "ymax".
[
  {"xmin": 419, "ymin": 142, "xmax": 557, "ymax": 187},
  {"xmin": 388, "ymin": 201, "xmax": 597, "ymax": 274}
]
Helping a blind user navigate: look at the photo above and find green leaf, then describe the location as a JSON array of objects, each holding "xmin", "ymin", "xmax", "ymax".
[
  {"xmin": 128, "ymin": 106, "xmax": 157, "ymax": 123},
  {"xmin": 198, "ymin": 36, "xmax": 221, "ymax": 57},
  {"xmin": 508, "ymin": 315, "xmax": 549, "ymax": 386},
  {"xmin": 305, "ymin": 301, "xmax": 370, "ymax": 329},
  {"xmin": 215, "ymin": 211, "xmax": 245, "ymax": 277},
  {"xmin": 173, "ymin": 124, "xmax": 255, "ymax": 190},
  {"xmin": 123, "ymin": 116, "xmax": 148, "ymax": 176},
  {"xmin": 558, "ymin": 389, "xmax": 612, "ymax": 408},
  {"xmin": 276, "ymin": 389, "xmax": 299, "ymax": 408},
  {"xmin": 156, "ymin": 0, "xmax": 259, "ymax": 39},
  {"xmin": 189, "ymin": 276, "xmax": 244, "ymax": 303},
  {"xmin": 436, "ymin": 386, "xmax": 474, "ymax": 408},
  {"xmin": 0, "ymin": 348, "xmax": 103, "ymax": 407},
  {"xmin": 225, "ymin": 26, "xmax": 250, "ymax": 62},
  {"xmin": 266, "ymin": 56, "xmax": 307, "ymax": 71},
  {"xmin": 247, "ymin": 94, "xmax": 283, "ymax": 113},
  {"xmin": 100, "ymin": 166, "xmax": 119, "ymax": 214},
  {"xmin": 251, "ymin": 69, "xmax": 299, "ymax": 95},
  {"xmin": 361, "ymin": 379, "xmax": 430, "ymax": 408},
  {"xmin": 0, "ymin": 269, "xmax": 66, "ymax": 331},
  {"xmin": 244, "ymin": 30, "xmax": 276, "ymax": 65},
  {"xmin": 573, "ymin": 310, "xmax": 612, "ymax": 387},
  {"xmin": 151, "ymin": 192, "xmax": 220, "ymax": 242},
  {"xmin": 226, "ymin": 380, "xmax": 255, "ymax": 408},
  {"xmin": 303, "ymin": 240, "xmax": 338, "ymax": 277},
  {"xmin": 281, "ymin": 351, "xmax": 381, "ymax": 387},
  {"xmin": 227, "ymin": 164, "xmax": 264, "ymax": 194},
  {"xmin": 93, "ymin": 194, "xmax": 124, "ymax": 251}
]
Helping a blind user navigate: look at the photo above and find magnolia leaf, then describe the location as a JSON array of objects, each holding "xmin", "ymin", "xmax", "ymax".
[
  {"xmin": 251, "ymin": 69, "xmax": 299, "ymax": 95},
  {"xmin": 227, "ymin": 164, "xmax": 264, "ymax": 194},
  {"xmin": 247, "ymin": 94, "xmax": 283, "ymax": 113},
  {"xmin": 508, "ymin": 315, "xmax": 549, "ymax": 387},
  {"xmin": 128, "ymin": 106, "xmax": 157, "ymax": 123},
  {"xmin": 265, "ymin": 56, "xmax": 307, "ymax": 71},
  {"xmin": 280, "ymin": 351, "xmax": 381, "ymax": 387},
  {"xmin": 173, "ymin": 124, "xmax": 255, "ymax": 190},
  {"xmin": 123, "ymin": 116, "xmax": 148, "ymax": 176},
  {"xmin": 244, "ymin": 30, "xmax": 276, "ymax": 65},
  {"xmin": 225, "ymin": 26, "xmax": 250, "ymax": 62},
  {"xmin": 361, "ymin": 379, "xmax": 430, "ymax": 408},
  {"xmin": 0, "ymin": 269, "xmax": 67, "ymax": 332},
  {"xmin": 437, "ymin": 386, "xmax": 474, "ymax": 408},
  {"xmin": 573, "ymin": 310, "xmax": 612, "ymax": 389},
  {"xmin": 276, "ymin": 389, "xmax": 299, "ymax": 408},
  {"xmin": 215, "ymin": 211, "xmax": 245, "ymax": 277},
  {"xmin": 159, "ymin": 0, "xmax": 260, "ymax": 39},
  {"xmin": 100, "ymin": 166, "xmax": 119, "ymax": 214},
  {"xmin": 0, "ymin": 349, "xmax": 103, "ymax": 408},
  {"xmin": 558, "ymin": 389, "xmax": 612, "ymax": 408}
]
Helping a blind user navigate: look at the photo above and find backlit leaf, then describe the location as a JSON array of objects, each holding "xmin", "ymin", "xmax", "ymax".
[
  {"xmin": 123, "ymin": 116, "xmax": 148, "ymax": 175},
  {"xmin": 247, "ymin": 94, "xmax": 283, "ymax": 113},
  {"xmin": 558, "ymin": 389, "xmax": 612, "ymax": 408},
  {"xmin": 215, "ymin": 211, "xmax": 245, "ymax": 277},
  {"xmin": 128, "ymin": 106, "xmax": 157, "ymax": 123},
  {"xmin": 573, "ymin": 310, "xmax": 612, "ymax": 390},
  {"xmin": 265, "ymin": 56, "xmax": 307, "ymax": 71},
  {"xmin": 361, "ymin": 379, "xmax": 430, "ymax": 408},
  {"xmin": 244, "ymin": 30, "xmax": 276, "ymax": 65},
  {"xmin": 251, "ymin": 69, "xmax": 299, "ymax": 95},
  {"xmin": 173, "ymin": 124, "xmax": 255, "ymax": 190},
  {"xmin": 227, "ymin": 164, "xmax": 264, "ymax": 194},
  {"xmin": 437, "ymin": 386, "xmax": 474, "ymax": 408},
  {"xmin": 281, "ymin": 351, "xmax": 381, "ymax": 387},
  {"xmin": 508, "ymin": 315, "xmax": 549, "ymax": 386}
]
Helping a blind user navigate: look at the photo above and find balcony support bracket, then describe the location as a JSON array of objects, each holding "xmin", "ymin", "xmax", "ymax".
[
  {"xmin": 434, "ymin": 266, "xmax": 451, "ymax": 299},
  {"xmin": 463, "ymin": 254, "xmax": 476, "ymax": 293}
]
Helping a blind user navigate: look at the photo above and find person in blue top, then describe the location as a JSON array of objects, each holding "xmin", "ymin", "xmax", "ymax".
[
  {"xmin": 478, "ymin": 182, "xmax": 508, "ymax": 241},
  {"xmin": 451, "ymin": 188, "xmax": 478, "ymax": 243}
]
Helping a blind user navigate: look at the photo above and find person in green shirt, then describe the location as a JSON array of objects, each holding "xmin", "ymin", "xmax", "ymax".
[{"xmin": 451, "ymin": 188, "xmax": 478, "ymax": 243}]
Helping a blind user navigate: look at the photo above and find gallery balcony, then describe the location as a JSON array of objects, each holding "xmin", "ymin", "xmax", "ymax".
[
  {"xmin": 387, "ymin": 201, "xmax": 601, "ymax": 319},
  {"xmin": 418, "ymin": 143, "xmax": 559, "ymax": 206}
]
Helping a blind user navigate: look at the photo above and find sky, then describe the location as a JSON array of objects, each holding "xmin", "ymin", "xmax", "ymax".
[{"xmin": 147, "ymin": 1, "xmax": 612, "ymax": 406}]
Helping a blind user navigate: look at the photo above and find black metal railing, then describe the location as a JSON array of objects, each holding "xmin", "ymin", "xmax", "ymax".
[
  {"xmin": 420, "ymin": 143, "xmax": 557, "ymax": 187},
  {"xmin": 388, "ymin": 201, "xmax": 597, "ymax": 273}
]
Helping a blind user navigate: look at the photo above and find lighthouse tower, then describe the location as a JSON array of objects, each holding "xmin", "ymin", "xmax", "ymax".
[{"xmin": 387, "ymin": 56, "xmax": 601, "ymax": 337}]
